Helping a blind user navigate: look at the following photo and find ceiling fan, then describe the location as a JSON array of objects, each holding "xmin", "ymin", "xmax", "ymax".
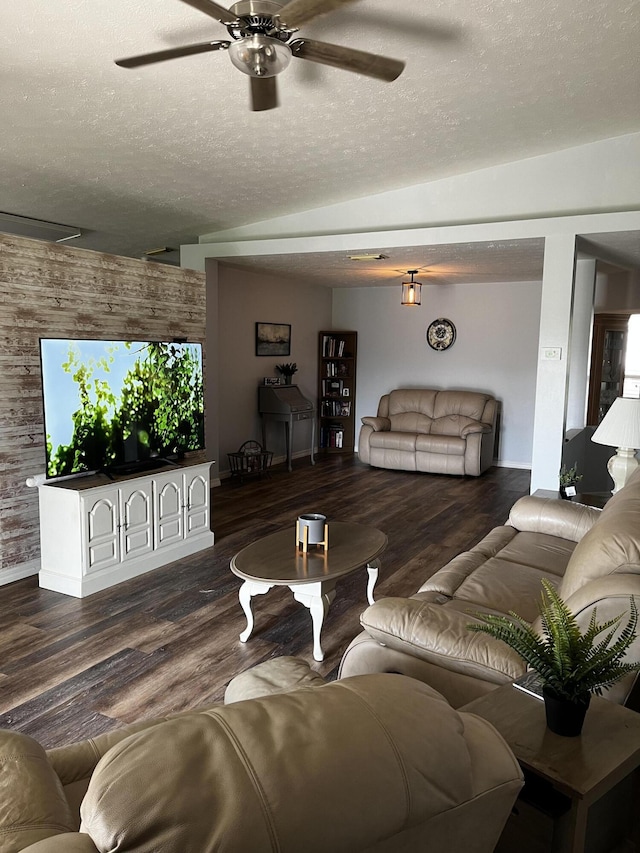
[{"xmin": 115, "ymin": 0, "xmax": 405, "ymax": 111}]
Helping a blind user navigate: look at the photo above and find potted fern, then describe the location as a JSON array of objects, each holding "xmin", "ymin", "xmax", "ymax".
[{"xmin": 468, "ymin": 579, "xmax": 640, "ymax": 736}]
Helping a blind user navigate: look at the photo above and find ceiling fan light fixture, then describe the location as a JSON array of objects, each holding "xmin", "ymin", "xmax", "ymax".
[
  {"xmin": 228, "ymin": 35, "xmax": 292, "ymax": 77},
  {"xmin": 401, "ymin": 270, "xmax": 422, "ymax": 306}
]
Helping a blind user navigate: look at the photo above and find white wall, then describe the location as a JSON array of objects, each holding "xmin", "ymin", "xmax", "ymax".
[
  {"xmin": 333, "ymin": 280, "xmax": 542, "ymax": 468},
  {"xmin": 216, "ymin": 265, "xmax": 332, "ymax": 473},
  {"xmin": 185, "ymin": 130, "xmax": 640, "ymax": 491}
]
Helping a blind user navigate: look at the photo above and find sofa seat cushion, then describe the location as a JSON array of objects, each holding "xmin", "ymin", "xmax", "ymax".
[
  {"xmin": 370, "ymin": 431, "xmax": 417, "ymax": 452},
  {"xmin": 416, "ymin": 434, "xmax": 466, "ymax": 456},
  {"xmin": 450, "ymin": 557, "xmax": 562, "ymax": 622},
  {"xmin": 485, "ymin": 531, "xmax": 576, "ymax": 578},
  {"xmin": 360, "ymin": 598, "xmax": 526, "ymax": 684},
  {"xmin": 418, "ymin": 527, "xmax": 573, "ymax": 603}
]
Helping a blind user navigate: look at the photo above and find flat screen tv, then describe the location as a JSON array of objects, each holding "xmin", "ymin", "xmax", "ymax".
[{"xmin": 39, "ymin": 338, "xmax": 204, "ymax": 479}]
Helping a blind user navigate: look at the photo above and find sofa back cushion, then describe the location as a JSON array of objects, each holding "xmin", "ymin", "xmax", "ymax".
[
  {"xmin": 380, "ymin": 389, "xmax": 493, "ymax": 437},
  {"xmin": 80, "ymin": 675, "xmax": 492, "ymax": 853},
  {"xmin": 560, "ymin": 466, "xmax": 640, "ymax": 600},
  {"xmin": 433, "ymin": 390, "xmax": 492, "ymax": 422}
]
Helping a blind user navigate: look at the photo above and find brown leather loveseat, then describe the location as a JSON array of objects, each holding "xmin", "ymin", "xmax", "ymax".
[
  {"xmin": 340, "ymin": 468, "xmax": 640, "ymax": 709},
  {"xmin": 358, "ymin": 388, "xmax": 497, "ymax": 476},
  {"xmin": 0, "ymin": 673, "xmax": 523, "ymax": 853}
]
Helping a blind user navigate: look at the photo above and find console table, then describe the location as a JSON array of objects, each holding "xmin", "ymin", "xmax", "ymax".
[
  {"xmin": 463, "ymin": 684, "xmax": 640, "ymax": 853},
  {"xmin": 38, "ymin": 461, "xmax": 214, "ymax": 597}
]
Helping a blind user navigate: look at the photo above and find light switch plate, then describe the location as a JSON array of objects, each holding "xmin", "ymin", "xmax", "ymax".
[{"xmin": 542, "ymin": 347, "xmax": 562, "ymax": 360}]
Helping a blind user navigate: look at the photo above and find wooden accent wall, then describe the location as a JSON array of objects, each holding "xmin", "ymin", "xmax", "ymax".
[{"xmin": 0, "ymin": 234, "xmax": 206, "ymax": 585}]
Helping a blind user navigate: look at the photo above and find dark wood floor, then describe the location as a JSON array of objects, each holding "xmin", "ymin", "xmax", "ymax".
[{"xmin": 0, "ymin": 455, "xmax": 529, "ymax": 748}]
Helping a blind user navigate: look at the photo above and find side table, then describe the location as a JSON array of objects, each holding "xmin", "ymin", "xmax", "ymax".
[
  {"xmin": 532, "ymin": 488, "xmax": 611, "ymax": 509},
  {"xmin": 462, "ymin": 684, "xmax": 640, "ymax": 853}
]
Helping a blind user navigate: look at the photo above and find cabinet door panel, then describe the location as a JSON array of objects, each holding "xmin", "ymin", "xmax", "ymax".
[
  {"xmin": 155, "ymin": 477, "xmax": 184, "ymax": 548},
  {"xmin": 185, "ymin": 473, "xmax": 210, "ymax": 537},
  {"xmin": 83, "ymin": 494, "xmax": 120, "ymax": 574},
  {"xmin": 120, "ymin": 485, "xmax": 153, "ymax": 562}
]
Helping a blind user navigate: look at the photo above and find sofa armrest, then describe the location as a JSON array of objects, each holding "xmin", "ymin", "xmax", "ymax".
[
  {"xmin": 361, "ymin": 416, "xmax": 390, "ymax": 432},
  {"xmin": 508, "ymin": 495, "xmax": 601, "ymax": 542},
  {"xmin": 0, "ymin": 730, "xmax": 76, "ymax": 852},
  {"xmin": 360, "ymin": 598, "xmax": 524, "ymax": 683},
  {"xmin": 460, "ymin": 421, "xmax": 492, "ymax": 438}
]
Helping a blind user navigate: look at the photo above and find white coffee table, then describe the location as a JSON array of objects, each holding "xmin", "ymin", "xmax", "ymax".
[{"xmin": 230, "ymin": 521, "xmax": 387, "ymax": 661}]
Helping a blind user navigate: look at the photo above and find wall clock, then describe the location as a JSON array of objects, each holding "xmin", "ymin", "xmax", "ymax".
[{"xmin": 426, "ymin": 318, "xmax": 456, "ymax": 351}]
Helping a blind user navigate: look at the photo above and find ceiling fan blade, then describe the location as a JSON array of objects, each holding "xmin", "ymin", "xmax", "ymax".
[
  {"xmin": 250, "ymin": 76, "xmax": 279, "ymax": 111},
  {"xmin": 290, "ymin": 38, "xmax": 404, "ymax": 82},
  {"xmin": 177, "ymin": 0, "xmax": 238, "ymax": 25},
  {"xmin": 276, "ymin": 0, "xmax": 360, "ymax": 28},
  {"xmin": 115, "ymin": 40, "xmax": 230, "ymax": 68}
]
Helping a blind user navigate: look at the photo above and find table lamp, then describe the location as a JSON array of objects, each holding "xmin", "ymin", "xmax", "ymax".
[{"xmin": 591, "ymin": 397, "xmax": 640, "ymax": 493}]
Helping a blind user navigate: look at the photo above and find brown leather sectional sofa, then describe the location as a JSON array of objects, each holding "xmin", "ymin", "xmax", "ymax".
[
  {"xmin": 358, "ymin": 388, "xmax": 497, "ymax": 476},
  {"xmin": 340, "ymin": 467, "xmax": 640, "ymax": 709},
  {"xmin": 0, "ymin": 673, "xmax": 523, "ymax": 853}
]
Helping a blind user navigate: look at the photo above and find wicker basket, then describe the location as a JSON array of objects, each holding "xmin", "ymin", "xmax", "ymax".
[{"xmin": 228, "ymin": 440, "xmax": 273, "ymax": 481}]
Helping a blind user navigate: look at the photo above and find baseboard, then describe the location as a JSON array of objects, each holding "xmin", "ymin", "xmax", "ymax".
[
  {"xmin": 0, "ymin": 559, "xmax": 40, "ymax": 586},
  {"xmin": 494, "ymin": 460, "xmax": 532, "ymax": 470},
  {"xmin": 219, "ymin": 449, "xmax": 312, "ymax": 479}
]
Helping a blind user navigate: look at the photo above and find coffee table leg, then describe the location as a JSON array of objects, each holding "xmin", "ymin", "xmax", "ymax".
[
  {"xmin": 292, "ymin": 582, "xmax": 336, "ymax": 661},
  {"xmin": 366, "ymin": 560, "xmax": 380, "ymax": 605},
  {"xmin": 238, "ymin": 580, "xmax": 273, "ymax": 642}
]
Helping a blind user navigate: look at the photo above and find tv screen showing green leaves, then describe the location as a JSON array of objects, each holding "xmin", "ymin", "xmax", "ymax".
[{"xmin": 39, "ymin": 339, "xmax": 204, "ymax": 479}]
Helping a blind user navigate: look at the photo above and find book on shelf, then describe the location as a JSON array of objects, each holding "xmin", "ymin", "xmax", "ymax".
[
  {"xmin": 321, "ymin": 422, "xmax": 345, "ymax": 449},
  {"xmin": 322, "ymin": 378, "xmax": 343, "ymax": 396},
  {"xmin": 321, "ymin": 399, "xmax": 352, "ymax": 417},
  {"xmin": 512, "ymin": 671, "xmax": 544, "ymax": 700},
  {"xmin": 321, "ymin": 336, "xmax": 347, "ymax": 358},
  {"xmin": 324, "ymin": 361, "xmax": 350, "ymax": 378}
]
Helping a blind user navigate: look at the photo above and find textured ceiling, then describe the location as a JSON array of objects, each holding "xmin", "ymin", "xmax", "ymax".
[
  {"xmin": 1, "ymin": 0, "xmax": 639, "ymax": 265},
  {"xmin": 219, "ymin": 238, "xmax": 547, "ymax": 286}
]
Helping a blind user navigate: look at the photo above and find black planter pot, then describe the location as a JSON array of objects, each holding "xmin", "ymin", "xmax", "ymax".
[{"xmin": 542, "ymin": 684, "xmax": 591, "ymax": 736}]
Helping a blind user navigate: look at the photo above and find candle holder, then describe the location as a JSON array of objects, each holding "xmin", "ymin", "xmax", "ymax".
[{"xmin": 296, "ymin": 514, "xmax": 329, "ymax": 553}]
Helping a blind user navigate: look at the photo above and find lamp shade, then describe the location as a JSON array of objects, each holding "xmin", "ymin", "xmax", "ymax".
[
  {"xmin": 401, "ymin": 270, "xmax": 422, "ymax": 306},
  {"xmin": 591, "ymin": 397, "xmax": 640, "ymax": 449},
  {"xmin": 228, "ymin": 36, "xmax": 291, "ymax": 77},
  {"xmin": 591, "ymin": 397, "xmax": 640, "ymax": 494}
]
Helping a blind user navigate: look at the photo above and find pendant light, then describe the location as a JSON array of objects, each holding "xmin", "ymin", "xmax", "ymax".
[{"xmin": 401, "ymin": 270, "xmax": 422, "ymax": 306}]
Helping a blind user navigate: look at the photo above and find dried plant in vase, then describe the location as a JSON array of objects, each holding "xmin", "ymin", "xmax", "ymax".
[{"xmin": 275, "ymin": 362, "xmax": 298, "ymax": 384}]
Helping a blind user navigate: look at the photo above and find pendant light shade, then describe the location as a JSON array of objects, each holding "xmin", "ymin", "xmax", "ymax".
[{"xmin": 401, "ymin": 270, "xmax": 422, "ymax": 306}]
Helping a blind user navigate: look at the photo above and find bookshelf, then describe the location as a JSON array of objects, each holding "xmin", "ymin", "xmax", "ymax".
[{"xmin": 318, "ymin": 331, "xmax": 357, "ymax": 453}]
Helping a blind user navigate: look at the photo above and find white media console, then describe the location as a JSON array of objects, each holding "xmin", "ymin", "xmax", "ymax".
[{"xmin": 38, "ymin": 461, "xmax": 214, "ymax": 597}]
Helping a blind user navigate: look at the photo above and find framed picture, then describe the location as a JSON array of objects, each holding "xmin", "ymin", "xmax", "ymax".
[
  {"xmin": 342, "ymin": 387, "xmax": 350, "ymax": 397},
  {"xmin": 263, "ymin": 377, "xmax": 281, "ymax": 386},
  {"xmin": 256, "ymin": 322, "xmax": 291, "ymax": 357}
]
